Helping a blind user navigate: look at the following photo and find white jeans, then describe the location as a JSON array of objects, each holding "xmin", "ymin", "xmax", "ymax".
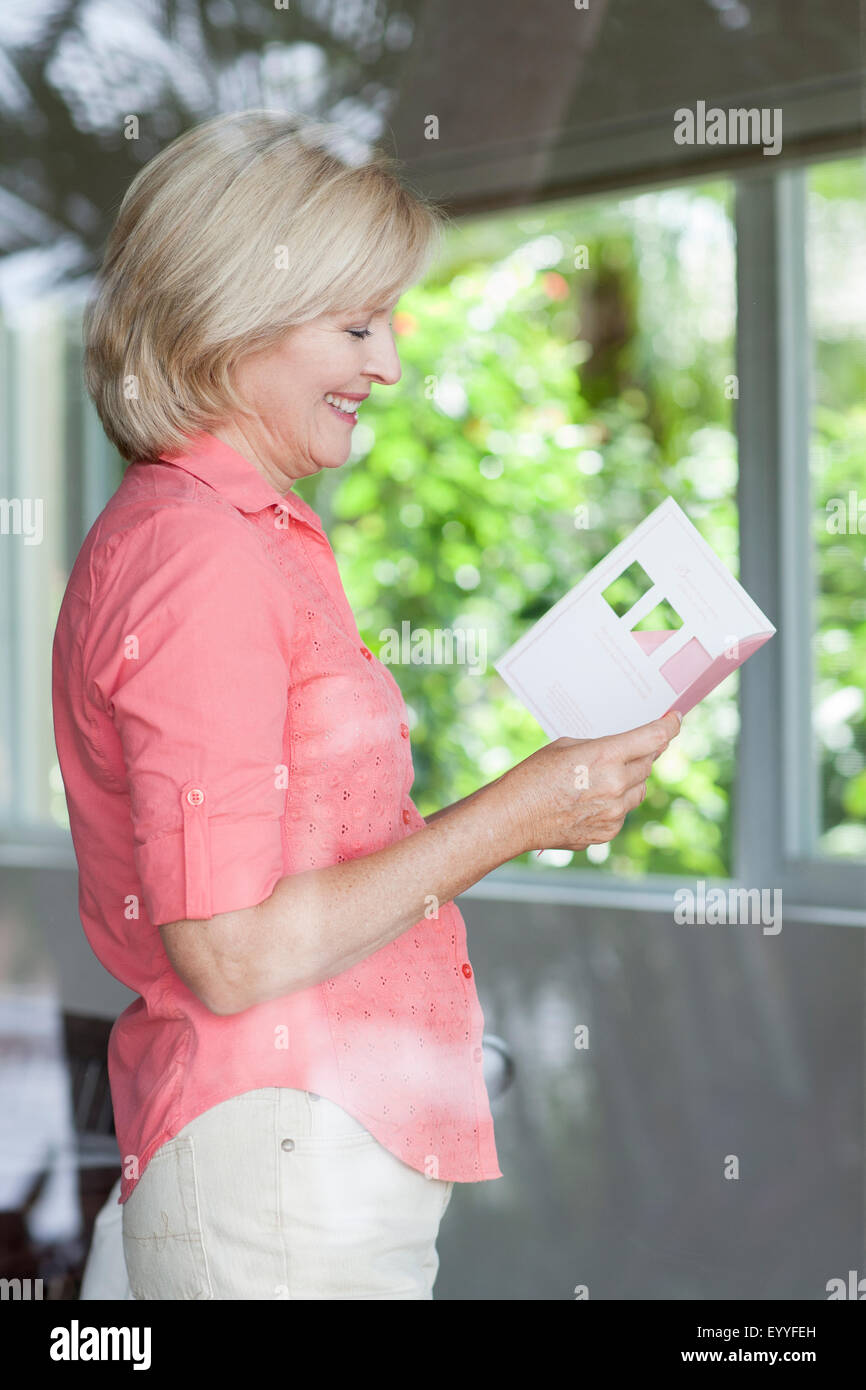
[{"xmin": 118, "ymin": 1088, "xmax": 454, "ymax": 1300}]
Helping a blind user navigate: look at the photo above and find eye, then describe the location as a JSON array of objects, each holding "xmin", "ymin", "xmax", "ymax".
[{"xmin": 347, "ymin": 328, "xmax": 372, "ymax": 340}]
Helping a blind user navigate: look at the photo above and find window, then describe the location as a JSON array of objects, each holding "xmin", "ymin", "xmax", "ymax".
[
  {"xmin": 3, "ymin": 157, "xmax": 864, "ymax": 914},
  {"xmin": 0, "ymin": 289, "xmax": 123, "ymax": 836},
  {"xmin": 299, "ymin": 179, "xmax": 739, "ymax": 880},
  {"xmin": 806, "ymin": 157, "xmax": 866, "ymax": 861},
  {"xmin": 733, "ymin": 156, "xmax": 866, "ymax": 913}
]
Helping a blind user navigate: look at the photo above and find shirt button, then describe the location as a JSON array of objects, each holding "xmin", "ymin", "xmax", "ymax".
[
  {"xmin": 399, "ymin": 722, "xmax": 409, "ymax": 739},
  {"xmin": 473, "ymin": 1046, "xmax": 483, "ymax": 1062},
  {"xmin": 186, "ymin": 788, "xmax": 205, "ymax": 807},
  {"xmin": 360, "ymin": 646, "xmax": 372, "ymax": 660},
  {"xmin": 461, "ymin": 963, "xmax": 473, "ymax": 979},
  {"xmin": 281, "ymin": 1138, "xmax": 295, "ymax": 1152},
  {"xmin": 402, "ymin": 809, "xmax": 411, "ymax": 825}
]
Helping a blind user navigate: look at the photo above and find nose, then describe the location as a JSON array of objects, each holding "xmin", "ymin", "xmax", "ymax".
[{"xmin": 364, "ymin": 331, "xmax": 402, "ymax": 388}]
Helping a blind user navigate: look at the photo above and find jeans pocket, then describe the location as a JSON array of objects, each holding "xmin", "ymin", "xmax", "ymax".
[{"xmin": 122, "ymin": 1137, "xmax": 212, "ymax": 1300}]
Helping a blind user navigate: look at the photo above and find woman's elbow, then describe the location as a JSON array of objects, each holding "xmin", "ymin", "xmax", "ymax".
[{"xmin": 158, "ymin": 912, "xmax": 256, "ymax": 1017}]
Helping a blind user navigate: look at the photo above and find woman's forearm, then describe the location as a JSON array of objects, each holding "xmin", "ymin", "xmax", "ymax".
[
  {"xmin": 209, "ymin": 774, "xmax": 526, "ymax": 1013},
  {"xmin": 423, "ymin": 774, "xmax": 507, "ymax": 827}
]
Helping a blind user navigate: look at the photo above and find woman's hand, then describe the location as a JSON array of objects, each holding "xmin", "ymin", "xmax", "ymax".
[{"xmin": 499, "ymin": 710, "xmax": 682, "ymax": 854}]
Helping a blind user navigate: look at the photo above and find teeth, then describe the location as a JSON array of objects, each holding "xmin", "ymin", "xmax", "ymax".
[{"xmin": 325, "ymin": 393, "xmax": 360, "ymax": 414}]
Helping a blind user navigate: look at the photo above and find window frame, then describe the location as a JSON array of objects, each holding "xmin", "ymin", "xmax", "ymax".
[{"xmin": 735, "ymin": 160, "xmax": 866, "ymax": 913}]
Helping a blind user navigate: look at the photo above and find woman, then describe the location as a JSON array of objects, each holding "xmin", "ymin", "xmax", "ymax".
[{"xmin": 52, "ymin": 109, "xmax": 680, "ymax": 1300}]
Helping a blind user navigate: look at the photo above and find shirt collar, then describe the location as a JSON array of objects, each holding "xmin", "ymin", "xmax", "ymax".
[{"xmin": 157, "ymin": 432, "xmax": 325, "ymax": 534}]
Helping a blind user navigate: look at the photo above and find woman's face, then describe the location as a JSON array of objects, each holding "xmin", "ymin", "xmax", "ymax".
[{"xmin": 216, "ymin": 299, "xmax": 402, "ymax": 493}]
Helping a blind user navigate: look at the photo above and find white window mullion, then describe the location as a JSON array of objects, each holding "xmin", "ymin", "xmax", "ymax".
[{"xmin": 776, "ymin": 170, "xmax": 819, "ymax": 861}]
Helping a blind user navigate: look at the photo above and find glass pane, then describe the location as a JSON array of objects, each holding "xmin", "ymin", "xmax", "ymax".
[
  {"xmin": 806, "ymin": 156, "xmax": 866, "ymax": 860},
  {"xmin": 2, "ymin": 296, "xmax": 70, "ymax": 830},
  {"xmin": 0, "ymin": 296, "xmax": 123, "ymax": 834},
  {"xmin": 299, "ymin": 180, "xmax": 738, "ymax": 879}
]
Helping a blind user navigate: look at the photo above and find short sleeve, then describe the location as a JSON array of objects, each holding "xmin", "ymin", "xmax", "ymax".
[{"xmin": 86, "ymin": 506, "xmax": 291, "ymax": 926}]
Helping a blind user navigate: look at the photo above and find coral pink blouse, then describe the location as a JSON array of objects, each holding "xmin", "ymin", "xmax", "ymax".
[{"xmin": 51, "ymin": 432, "xmax": 502, "ymax": 1203}]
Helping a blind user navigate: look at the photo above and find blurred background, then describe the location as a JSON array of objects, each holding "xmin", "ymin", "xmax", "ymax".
[{"xmin": 0, "ymin": 0, "xmax": 864, "ymax": 1299}]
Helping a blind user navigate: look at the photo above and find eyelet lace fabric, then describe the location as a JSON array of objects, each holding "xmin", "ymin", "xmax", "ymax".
[{"xmin": 255, "ymin": 501, "xmax": 497, "ymax": 1178}]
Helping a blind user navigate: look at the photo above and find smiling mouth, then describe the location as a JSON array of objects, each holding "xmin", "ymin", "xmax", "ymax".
[{"xmin": 324, "ymin": 393, "xmax": 363, "ymax": 422}]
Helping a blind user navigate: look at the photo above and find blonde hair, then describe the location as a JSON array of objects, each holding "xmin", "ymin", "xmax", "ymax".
[{"xmin": 84, "ymin": 109, "xmax": 448, "ymax": 462}]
